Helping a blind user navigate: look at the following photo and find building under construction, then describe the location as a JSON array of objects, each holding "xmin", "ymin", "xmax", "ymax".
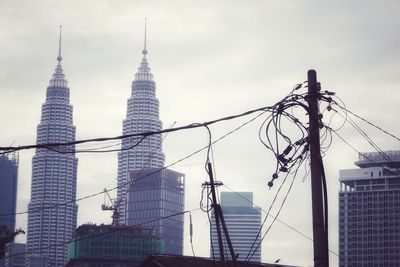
[{"xmin": 66, "ymin": 224, "xmax": 164, "ymax": 267}]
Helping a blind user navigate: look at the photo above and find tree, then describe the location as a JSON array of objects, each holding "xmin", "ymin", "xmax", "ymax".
[{"xmin": 0, "ymin": 225, "xmax": 25, "ymax": 258}]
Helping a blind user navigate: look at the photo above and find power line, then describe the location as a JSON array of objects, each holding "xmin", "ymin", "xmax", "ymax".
[
  {"xmin": 0, "ymin": 105, "xmax": 272, "ymax": 154},
  {"xmin": 246, "ymin": 165, "xmax": 302, "ymax": 262},
  {"xmin": 222, "ymin": 184, "xmax": 339, "ymax": 257},
  {"xmin": 5, "ymin": 208, "xmax": 202, "ymax": 259},
  {"xmin": 335, "ymin": 103, "xmax": 400, "ymax": 143},
  {"xmin": 0, "ymin": 111, "xmax": 266, "ymax": 218}
]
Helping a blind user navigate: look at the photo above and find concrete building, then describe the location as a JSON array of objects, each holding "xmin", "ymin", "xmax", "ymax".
[
  {"xmin": 66, "ymin": 224, "xmax": 164, "ymax": 267},
  {"xmin": 339, "ymin": 151, "xmax": 400, "ymax": 266},
  {"xmin": 26, "ymin": 29, "xmax": 78, "ymax": 267},
  {"xmin": 211, "ymin": 192, "xmax": 262, "ymax": 262},
  {"xmin": 0, "ymin": 154, "xmax": 18, "ymax": 234},
  {"xmin": 116, "ymin": 26, "xmax": 185, "ymax": 255}
]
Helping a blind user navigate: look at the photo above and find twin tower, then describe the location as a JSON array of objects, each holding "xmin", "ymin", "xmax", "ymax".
[{"xmin": 26, "ymin": 27, "xmax": 184, "ymax": 267}]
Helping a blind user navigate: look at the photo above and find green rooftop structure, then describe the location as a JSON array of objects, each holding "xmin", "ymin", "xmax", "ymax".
[{"xmin": 66, "ymin": 224, "xmax": 164, "ymax": 267}]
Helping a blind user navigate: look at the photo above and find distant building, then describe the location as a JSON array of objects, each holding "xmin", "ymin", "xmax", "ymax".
[
  {"xmin": 0, "ymin": 154, "xmax": 18, "ymax": 233},
  {"xmin": 4, "ymin": 243, "xmax": 25, "ymax": 267},
  {"xmin": 117, "ymin": 27, "xmax": 165, "ymax": 225},
  {"xmin": 126, "ymin": 169, "xmax": 184, "ymax": 255},
  {"xmin": 26, "ymin": 29, "xmax": 78, "ymax": 267},
  {"xmin": 211, "ymin": 192, "xmax": 262, "ymax": 262},
  {"xmin": 339, "ymin": 151, "xmax": 400, "ymax": 266},
  {"xmin": 66, "ymin": 224, "xmax": 164, "ymax": 267},
  {"xmin": 0, "ymin": 154, "xmax": 19, "ymax": 267},
  {"xmin": 116, "ymin": 25, "xmax": 185, "ymax": 255}
]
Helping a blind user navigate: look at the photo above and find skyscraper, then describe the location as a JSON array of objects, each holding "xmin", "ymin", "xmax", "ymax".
[
  {"xmin": 116, "ymin": 26, "xmax": 165, "ymax": 225},
  {"xmin": 26, "ymin": 28, "xmax": 78, "ymax": 267},
  {"xmin": 211, "ymin": 192, "xmax": 262, "ymax": 262},
  {"xmin": 126, "ymin": 168, "xmax": 184, "ymax": 255},
  {"xmin": 0, "ymin": 153, "xmax": 18, "ymax": 234},
  {"xmin": 339, "ymin": 151, "xmax": 400, "ymax": 266},
  {"xmin": 116, "ymin": 25, "xmax": 185, "ymax": 255},
  {"xmin": 0, "ymin": 153, "xmax": 19, "ymax": 267}
]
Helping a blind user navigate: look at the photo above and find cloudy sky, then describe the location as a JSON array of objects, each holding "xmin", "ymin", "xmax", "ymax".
[{"xmin": 1, "ymin": 1, "xmax": 400, "ymax": 266}]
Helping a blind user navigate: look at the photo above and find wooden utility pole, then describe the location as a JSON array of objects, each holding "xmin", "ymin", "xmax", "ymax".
[{"xmin": 307, "ymin": 69, "xmax": 329, "ymax": 267}]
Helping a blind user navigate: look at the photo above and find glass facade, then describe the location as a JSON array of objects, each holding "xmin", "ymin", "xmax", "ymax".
[
  {"xmin": 126, "ymin": 169, "xmax": 184, "ymax": 255},
  {"xmin": 339, "ymin": 151, "xmax": 400, "ymax": 266},
  {"xmin": 26, "ymin": 43, "xmax": 78, "ymax": 267},
  {"xmin": 210, "ymin": 192, "xmax": 262, "ymax": 262},
  {"xmin": 0, "ymin": 154, "xmax": 18, "ymax": 233},
  {"xmin": 67, "ymin": 224, "xmax": 164, "ymax": 266},
  {"xmin": 0, "ymin": 154, "xmax": 19, "ymax": 267}
]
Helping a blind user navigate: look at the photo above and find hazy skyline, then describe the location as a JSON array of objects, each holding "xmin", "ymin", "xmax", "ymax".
[{"xmin": 1, "ymin": 1, "xmax": 400, "ymax": 266}]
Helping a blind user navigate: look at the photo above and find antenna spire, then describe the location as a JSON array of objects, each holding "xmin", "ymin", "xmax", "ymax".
[
  {"xmin": 57, "ymin": 25, "xmax": 62, "ymax": 62},
  {"xmin": 143, "ymin": 18, "xmax": 148, "ymax": 55}
]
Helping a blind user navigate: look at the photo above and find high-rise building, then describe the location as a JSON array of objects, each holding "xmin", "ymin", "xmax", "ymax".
[
  {"xmin": 0, "ymin": 154, "xmax": 18, "ymax": 233},
  {"xmin": 0, "ymin": 154, "xmax": 19, "ymax": 267},
  {"xmin": 126, "ymin": 169, "xmax": 184, "ymax": 255},
  {"xmin": 26, "ymin": 28, "xmax": 78, "ymax": 267},
  {"xmin": 339, "ymin": 151, "xmax": 400, "ymax": 266},
  {"xmin": 116, "ymin": 26, "xmax": 185, "ymax": 255},
  {"xmin": 210, "ymin": 192, "xmax": 262, "ymax": 262},
  {"xmin": 116, "ymin": 27, "xmax": 165, "ymax": 225}
]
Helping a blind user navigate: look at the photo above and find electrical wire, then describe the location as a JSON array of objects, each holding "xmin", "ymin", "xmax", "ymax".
[
  {"xmin": 222, "ymin": 184, "xmax": 339, "ymax": 257},
  {"xmin": 0, "ymin": 110, "xmax": 267, "ymax": 220},
  {"xmin": 5, "ymin": 208, "xmax": 202, "ymax": 259},
  {"xmin": 334, "ymin": 102, "xmax": 400, "ymax": 143},
  {"xmin": 0, "ymin": 105, "xmax": 273, "ymax": 154},
  {"xmin": 188, "ymin": 211, "xmax": 199, "ymax": 266},
  {"xmin": 246, "ymin": 164, "xmax": 303, "ymax": 262}
]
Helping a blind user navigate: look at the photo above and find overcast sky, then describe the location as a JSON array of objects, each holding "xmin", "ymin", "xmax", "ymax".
[{"xmin": 1, "ymin": 1, "xmax": 400, "ymax": 266}]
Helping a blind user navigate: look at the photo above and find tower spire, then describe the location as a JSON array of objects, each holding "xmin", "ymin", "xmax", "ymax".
[
  {"xmin": 57, "ymin": 25, "xmax": 62, "ymax": 62},
  {"xmin": 143, "ymin": 18, "xmax": 148, "ymax": 55}
]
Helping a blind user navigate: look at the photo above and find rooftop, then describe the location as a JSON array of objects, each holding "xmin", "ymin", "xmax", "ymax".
[{"xmin": 355, "ymin": 151, "xmax": 400, "ymax": 168}]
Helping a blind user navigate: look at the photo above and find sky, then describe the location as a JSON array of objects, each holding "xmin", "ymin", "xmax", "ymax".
[{"xmin": 1, "ymin": 0, "xmax": 400, "ymax": 266}]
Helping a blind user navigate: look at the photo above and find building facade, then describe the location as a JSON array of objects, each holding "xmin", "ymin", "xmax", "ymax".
[
  {"xmin": 66, "ymin": 224, "xmax": 164, "ymax": 267},
  {"xmin": 26, "ymin": 31, "xmax": 78, "ymax": 267},
  {"xmin": 339, "ymin": 151, "xmax": 400, "ymax": 266},
  {"xmin": 211, "ymin": 192, "xmax": 262, "ymax": 262},
  {"xmin": 126, "ymin": 169, "xmax": 184, "ymax": 255},
  {"xmin": 116, "ymin": 30, "xmax": 185, "ymax": 255},
  {"xmin": 5, "ymin": 243, "xmax": 25, "ymax": 267},
  {"xmin": 116, "ymin": 37, "xmax": 165, "ymax": 224},
  {"xmin": 0, "ymin": 154, "xmax": 18, "ymax": 233}
]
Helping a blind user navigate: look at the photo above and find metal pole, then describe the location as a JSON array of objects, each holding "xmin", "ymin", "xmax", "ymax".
[
  {"xmin": 307, "ymin": 69, "xmax": 328, "ymax": 267},
  {"xmin": 217, "ymin": 205, "xmax": 238, "ymax": 266},
  {"xmin": 208, "ymin": 163, "xmax": 225, "ymax": 262}
]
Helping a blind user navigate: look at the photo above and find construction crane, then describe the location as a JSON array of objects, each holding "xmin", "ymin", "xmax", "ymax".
[
  {"xmin": 101, "ymin": 189, "xmax": 121, "ymax": 225},
  {"xmin": 101, "ymin": 121, "xmax": 177, "ymax": 225}
]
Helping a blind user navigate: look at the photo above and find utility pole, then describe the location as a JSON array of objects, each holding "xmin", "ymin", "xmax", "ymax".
[
  {"xmin": 207, "ymin": 163, "xmax": 237, "ymax": 266},
  {"xmin": 307, "ymin": 69, "xmax": 329, "ymax": 267}
]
